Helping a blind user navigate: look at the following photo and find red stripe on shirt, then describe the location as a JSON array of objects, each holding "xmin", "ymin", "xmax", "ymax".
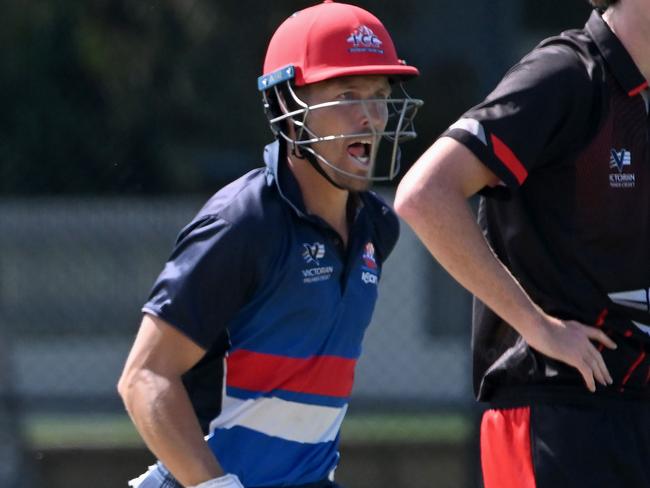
[
  {"xmin": 595, "ymin": 308, "xmax": 608, "ymax": 327},
  {"xmin": 226, "ymin": 349, "xmax": 356, "ymax": 397},
  {"xmin": 490, "ymin": 134, "xmax": 528, "ymax": 185},
  {"xmin": 595, "ymin": 308, "xmax": 608, "ymax": 352},
  {"xmin": 481, "ymin": 407, "xmax": 537, "ymax": 488},
  {"xmin": 628, "ymin": 81, "xmax": 649, "ymax": 97},
  {"xmin": 621, "ymin": 350, "xmax": 646, "ymax": 386}
]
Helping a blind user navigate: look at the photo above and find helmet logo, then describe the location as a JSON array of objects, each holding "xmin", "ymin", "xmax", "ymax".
[{"xmin": 346, "ymin": 26, "xmax": 384, "ymax": 54}]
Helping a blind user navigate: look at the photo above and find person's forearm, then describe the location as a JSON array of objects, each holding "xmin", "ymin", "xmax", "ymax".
[
  {"xmin": 396, "ymin": 177, "xmax": 543, "ymax": 338},
  {"xmin": 121, "ymin": 368, "xmax": 222, "ymax": 486}
]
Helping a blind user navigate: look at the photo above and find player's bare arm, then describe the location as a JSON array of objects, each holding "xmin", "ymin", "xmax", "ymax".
[
  {"xmin": 118, "ymin": 314, "xmax": 224, "ymax": 486},
  {"xmin": 395, "ymin": 136, "xmax": 617, "ymax": 392}
]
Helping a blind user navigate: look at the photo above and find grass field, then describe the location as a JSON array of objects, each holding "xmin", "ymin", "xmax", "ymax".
[{"xmin": 23, "ymin": 413, "xmax": 472, "ymax": 449}]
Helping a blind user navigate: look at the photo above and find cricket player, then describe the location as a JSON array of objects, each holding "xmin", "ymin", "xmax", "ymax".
[
  {"xmin": 118, "ymin": 2, "xmax": 422, "ymax": 487},
  {"xmin": 395, "ymin": 0, "xmax": 650, "ymax": 487}
]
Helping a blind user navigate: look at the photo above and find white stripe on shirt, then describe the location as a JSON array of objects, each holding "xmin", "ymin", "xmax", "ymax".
[{"xmin": 209, "ymin": 394, "xmax": 348, "ymax": 444}]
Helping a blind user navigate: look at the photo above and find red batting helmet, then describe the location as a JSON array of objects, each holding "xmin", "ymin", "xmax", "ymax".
[{"xmin": 258, "ymin": 0, "xmax": 419, "ymax": 91}]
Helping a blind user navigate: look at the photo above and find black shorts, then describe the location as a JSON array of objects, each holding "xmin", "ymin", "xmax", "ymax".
[{"xmin": 480, "ymin": 402, "xmax": 650, "ymax": 488}]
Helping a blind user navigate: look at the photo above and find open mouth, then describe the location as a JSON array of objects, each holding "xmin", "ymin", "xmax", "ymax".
[{"xmin": 347, "ymin": 140, "xmax": 372, "ymax": 167}]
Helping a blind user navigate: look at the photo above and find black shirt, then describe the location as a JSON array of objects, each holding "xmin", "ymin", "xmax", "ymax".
[{"xmin": 444, "ymin": 11, "xmax": 650, "ymax": 405}]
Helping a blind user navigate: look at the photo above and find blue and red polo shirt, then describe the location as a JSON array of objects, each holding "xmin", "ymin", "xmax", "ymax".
[{"xmin": 142, "ymin": 140, "xmax": 399, "ymax": 486}]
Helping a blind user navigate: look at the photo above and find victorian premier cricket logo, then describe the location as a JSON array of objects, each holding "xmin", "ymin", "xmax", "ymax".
[
  {"xmin": 301, "ymin": 242, "xmax": 333, "ymax": 283},
  {"xmin": 608, "ymin": 148, "xmax": 635, "ymax": 188}
]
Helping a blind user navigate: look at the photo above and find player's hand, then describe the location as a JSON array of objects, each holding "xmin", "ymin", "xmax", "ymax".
[{"xmin": 524, "ymin": 315, "xmax": 617, "ymax": 392}]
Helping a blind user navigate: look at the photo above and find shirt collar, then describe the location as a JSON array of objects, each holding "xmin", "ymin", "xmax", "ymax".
[
  {"xmin": 263, "ymin": 140, "xmax": 310, "ymax": 218},
  {"xmin": 586, "ymin": 10, "xmax": 649, "ymax": 97},
  {"xmin": 263, "ymin": 140, "xmax": 366, "ymax": 227}
]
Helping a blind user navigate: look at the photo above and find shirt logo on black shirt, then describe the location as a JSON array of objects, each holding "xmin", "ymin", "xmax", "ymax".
[{"xmin": 609, "ymin": 148, "xmax": 635, "ymax": 189}]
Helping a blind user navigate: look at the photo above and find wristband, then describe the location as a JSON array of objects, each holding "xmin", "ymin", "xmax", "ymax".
[{"xmin": 189, "ymin": 474, "xmax": 244, "ymax": 488}]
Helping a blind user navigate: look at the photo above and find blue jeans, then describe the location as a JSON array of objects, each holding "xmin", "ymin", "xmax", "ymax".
[{"xmin": 129, "ymin": 462, "xmax": 343, "ymax": 488}]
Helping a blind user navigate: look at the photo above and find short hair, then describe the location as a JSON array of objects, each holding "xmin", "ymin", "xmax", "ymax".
[{"xmin": 588, "ymin": 0, "xmax": 619, "ymax": 8}]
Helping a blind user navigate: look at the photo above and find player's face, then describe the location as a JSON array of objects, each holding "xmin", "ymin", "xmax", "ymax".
[{"xmin": 298, "ymin": 75, "xmax": 391, "ymax": 192}]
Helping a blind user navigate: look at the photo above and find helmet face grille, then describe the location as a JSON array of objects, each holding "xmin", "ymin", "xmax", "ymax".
[{"xmin": 263, "ymin": 81, "xmax": 423, "ymax": 183}]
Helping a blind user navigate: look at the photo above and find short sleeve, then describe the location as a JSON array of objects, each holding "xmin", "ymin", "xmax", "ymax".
[
  {"xmin": 143, "ymin": 215, "xmax": 259, "ymax": 350},
  {"xmin": 443, "ymin": 44, "xmax": 599, "ymax": 191}
]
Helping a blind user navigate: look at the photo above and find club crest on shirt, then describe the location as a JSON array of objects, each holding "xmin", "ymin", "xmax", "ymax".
[
  {"xmin": 361, "ymin": 242, "xmax": 378, "ymax": 285},
  {"xmin": 301, "ymin": 242, "xmax": 333, "ymax": 284},
  {"xmin": 608, "ymin": 148, "xmax": 635, "ymax": 189},
  {"xmin": 362, "ymin": 242, "xmax": 377, "ymax": 270}
]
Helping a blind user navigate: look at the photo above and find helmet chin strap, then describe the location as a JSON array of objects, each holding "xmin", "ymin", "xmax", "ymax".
[{"xmin": 291, "ymin": 143, "xmax": 348, "ymax": 191}]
